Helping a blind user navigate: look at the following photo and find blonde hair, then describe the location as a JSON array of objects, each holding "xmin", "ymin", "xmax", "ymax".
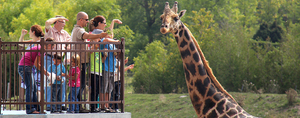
[{"xmin": 71, "ymin": 54, "xmax": 81, "ymax": 67}]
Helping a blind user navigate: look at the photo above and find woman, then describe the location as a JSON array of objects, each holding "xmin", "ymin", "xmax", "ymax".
[
  {"xmin": 18, "ymin": 25, "xmax": 44, "ymax": 114},
  {"xmin": 19, "ymin": 28, "xmax": 42, "ymax": 103},
  {"xmin": 90, "ymin": 15, "xmax": 121, "ymax": 112}
]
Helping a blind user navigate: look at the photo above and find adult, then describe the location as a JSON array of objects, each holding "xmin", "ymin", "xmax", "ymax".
[
  {"xmin": 88, "ymin": 15, "xmax": 121, "ymax": 112},
  {"xmin": 89, "ymin": 15, "xmax": 122, "ymax": 112},
  {"xmin": 44, "ymin": 15, "xmax": 71, "ymax": 111},
  {"xmin": 18, "ymin": 29, "xmax": 42, "ymax": 107},
  {"xmin": 70, "ymin": 12, "xmax": 107, "ymax": 112},
  {"xmin": 18, "ymin": 25, "xmax": 52, "ymax": 114}
]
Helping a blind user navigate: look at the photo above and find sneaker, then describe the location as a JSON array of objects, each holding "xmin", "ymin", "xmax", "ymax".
[
  {"xmin": 116, "ymin": 109, "xmax": 121, "ymax": 113},
  {"xmin": 67, "ymin": 111, "xmax": 75, "ymax": 114},
  {"xmin": 79, "ymin": 109, "xmax": 90, "ymax": 113},
  {"xmin": 62, "ymin": 106, "xmax": 67, "ymax": 111},
  {"xmin": 105, "ymin": 107, "xmax": 115, "ymax": 113},
  {"xmin": 51, "ymin": 111, "xmax": 62, "ymax": 114}
]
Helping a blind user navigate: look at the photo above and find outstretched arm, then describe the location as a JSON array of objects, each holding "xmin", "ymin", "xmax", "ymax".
[
  {"xmin": 82, "ymin": 32, "xmax": 108, "ymax": 40},
  {"xmin": 107, "ymin": 19, "xmax": 122, "ymax": 38},
  {"xmin": 18, "ymin": 29, "xmax": 32, "ymax": 47},
  {"xmin": 124, "ymin": 64, "xmax": 134, "ymax": 72}
]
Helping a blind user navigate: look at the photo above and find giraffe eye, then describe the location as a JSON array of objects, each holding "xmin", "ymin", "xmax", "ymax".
[{"xmin": 173, "ymin": 16, "xmax": 179, "ymax": 22}]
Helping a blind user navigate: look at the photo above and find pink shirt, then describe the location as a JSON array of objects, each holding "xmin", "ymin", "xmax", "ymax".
[
  {"xmin": 45, "ymin": 26, "xmax": 71, "ymax": 54},
  {"xmin": 68, "ymin": 66, "xmax": 80, "ymax": 87},
  {"xmin": 19, "ymin": 46, "xmax": 41, "ymax": 66}
]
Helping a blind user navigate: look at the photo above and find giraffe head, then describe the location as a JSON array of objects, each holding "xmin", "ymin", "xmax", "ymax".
[{"xmin": 160, "ymin": 1, "xmax": 186, "ymax": 34}]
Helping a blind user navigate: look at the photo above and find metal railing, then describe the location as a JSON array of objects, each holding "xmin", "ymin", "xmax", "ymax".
[{"xmin": 0, "ymin": 37, "xmax": 125, "ymax": 113}]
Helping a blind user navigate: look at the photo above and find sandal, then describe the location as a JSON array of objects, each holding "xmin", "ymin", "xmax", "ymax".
[{"xmin": 28, "ymin": 110, "xmax": 40, "ymax": 114}]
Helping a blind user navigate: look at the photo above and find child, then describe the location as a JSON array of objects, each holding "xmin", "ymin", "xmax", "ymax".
[
  {"xmin": 67, "ymin": 54, "xmax": 81, "ymax": 113},
  {"xmin": 90, "ymin": 40, "xmax": 103, "ymax": 112},
  {"xmin": 47, "ymin": 54, "xmax": 66, "ymax": 113}
]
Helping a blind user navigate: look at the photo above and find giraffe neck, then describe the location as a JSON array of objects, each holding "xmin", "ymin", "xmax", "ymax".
[{"xmin": 172, "ymin": 22, "xmax": 255, "ymax": 118}]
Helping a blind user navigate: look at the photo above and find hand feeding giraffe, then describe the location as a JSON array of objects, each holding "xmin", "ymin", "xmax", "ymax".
[{"xmin": 160, "ymin": 1, "xmax": 258, "ymax": 118}]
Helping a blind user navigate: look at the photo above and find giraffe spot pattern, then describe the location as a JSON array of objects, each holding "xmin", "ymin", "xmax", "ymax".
[
  {"xmin": 216, "ymin": 100, "xmax": 226, "ymax": 114},
  {"xmin": 213, "ymin": 93, "xmax": 224, "ymax": 102},
  {"xmin": 238, "ymin": 114, "xmax": 247, "ymax": 118},
  {"xmin": 180, "ymin": 49, "xmax": 191, "ymax": 59},
  {"xmin": 226, "ymin": 102, "xmax": 236, "ymax": 109},
  {"xmin": 185, "ymin": 62, "xmax": 196, "ymax": 76},
  {"xmin": 207, "ymin": 84, "xmax": 216, "ymax": 97},
  {"xmin": 189, "ymin": 43, "xmax": 195, "ymax": 51},
  {"xmin": 195, "ymin": 77, "xmax": 209, "ymax": 97},
  {"xmin": 222, "ymin": 115, "xmax": 229, "ymax": 118},
  {"xmin": 237, "ymin": 106, "xmax": 242, "ymax": 112},
  {"xmin": 227, "ymin": 109, "xmax": 238, "ymax": 117},
  {"xmin": 192, "ymin": 94, "xmax": 202, "ymax": 115},
  {"xmin": 198, "ymin": 64, "xmax": 207, "ymax": 76},
  {"xmin": 207, "ymin": 109, "xmax": 217, "ymax": 118},
  {"xmin": 180, "ymin": 39, "xmax": 188, "ymax": 48},
  {"xmin": 193, "ymin": 52, "xmax": 200, "ymax": 62},
  {"xmin": 175, "ymin": 36, "xmax": 179, "ymax": 43},
  {"xmin": 184, "ymin": 68, "xmax": 190, "ymax": 81},
  {"xmin": 184, "ymin": 30, "xmax": 190, "ymax": 40},
  {"xmin": 192, "ymin": 93, "xmax": 200, "ymax": 104},
  {"xmin": 203, "ymin": 99, "xmax": 216, "ymax": 115},
  {"xmin": 179, "ymin": 30, "xmax": 183, "ymax": 37}
]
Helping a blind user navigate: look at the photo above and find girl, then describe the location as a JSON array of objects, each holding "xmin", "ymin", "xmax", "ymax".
[{"xmin": 67, "ymin": 54, "xmax": 81, "ymax": 113}]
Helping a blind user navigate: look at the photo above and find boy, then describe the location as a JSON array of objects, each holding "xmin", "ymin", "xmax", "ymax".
[{"xmin": 47, "ymin": 54, "xmax": 66, "ymax": 113}]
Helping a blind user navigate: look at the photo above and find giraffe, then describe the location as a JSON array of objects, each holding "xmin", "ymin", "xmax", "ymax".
[{"xmin": 160, "ymin": 1, "xmax": 258, "ymax": 118}]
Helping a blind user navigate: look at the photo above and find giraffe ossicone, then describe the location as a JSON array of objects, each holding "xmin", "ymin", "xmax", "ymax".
[{"xmin": 160, "ymin": 1, "xmax": 258, "ymax": 118}]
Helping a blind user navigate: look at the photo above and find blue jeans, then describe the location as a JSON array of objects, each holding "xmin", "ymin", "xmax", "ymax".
[
  {"xmin": 68, "ymin": 87, "xmax": 80, "ymax": 112},
  {"xmin": 51, "ymin": 84, "xmax": 62, "ymax": 112},
  {"xmin": 44, "ymin": 55, "xmax": 54, "ymax": 108},
  {"xmin": 110, "ymin": 81, "xmax": 121, "ymax": 109},
  {"xmin": 18, "ymin": 65, "xmax": 38, "ymax": 114},
  {"xmin": 77, "ymin": 63, "xmax": 89, "ymax": 102}
]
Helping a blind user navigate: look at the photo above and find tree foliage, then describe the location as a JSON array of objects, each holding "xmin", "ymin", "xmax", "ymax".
[{"xmin": 1, "ymin": 0, "xmax": 300, "ymax": 94}]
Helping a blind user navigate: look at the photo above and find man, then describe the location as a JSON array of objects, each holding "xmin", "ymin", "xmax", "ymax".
[
  {"xmin": 44, "ymin": 15, "xmax": 71, "ymax": 111},
  {"xmin": 71, "ymin": 12, "xmax": 107, "ymax": 112}
]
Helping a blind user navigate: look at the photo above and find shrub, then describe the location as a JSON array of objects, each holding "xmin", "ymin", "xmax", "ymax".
[{"xmin": 285, "ymin": 88, "xmax": 298, "ymax": 105}]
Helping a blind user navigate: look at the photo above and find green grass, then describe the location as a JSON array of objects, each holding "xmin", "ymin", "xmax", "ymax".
[{"xmin": 124, "ymin": 92, "xmax": 300, "ymax": 118}]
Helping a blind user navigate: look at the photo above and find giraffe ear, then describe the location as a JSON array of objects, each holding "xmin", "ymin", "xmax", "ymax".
[{"xmin": 178, "ymin": 10, "xmax": 186, "ymax": 19}]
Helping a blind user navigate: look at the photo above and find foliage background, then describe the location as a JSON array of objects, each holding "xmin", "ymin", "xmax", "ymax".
[{"xmin": 1, "ymin": 0, "xmax": 300, "ymax": 94}]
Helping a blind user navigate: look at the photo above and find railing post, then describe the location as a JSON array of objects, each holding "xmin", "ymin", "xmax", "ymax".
[
  {"xmin": 0, "ymin": 37, "xmax": 2, "ymax": 114},
  {"xmin": 40, "ymin": 37, "xmax": 45, "ymax": 113},
  {"xmin": 120, "ymin": 37, "xmax": 125, "ymax": 113}
]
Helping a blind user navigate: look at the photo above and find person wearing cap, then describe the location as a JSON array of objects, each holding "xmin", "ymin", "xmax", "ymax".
[{"xmin": 44, "ymin": 15, "xmax": 71, "ymax": 111}]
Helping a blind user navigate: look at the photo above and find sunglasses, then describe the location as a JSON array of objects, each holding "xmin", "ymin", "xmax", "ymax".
[
  {"xmin": 102, "ymin": 22, "xmax": 106, "ymax": 24},
  {"xmin": 79, "ymin": 18, "xmax": 89, "ymax": 21},
  {"xmin": 57, "ymin": 21, "xmax": 65, "ymax": 24}
]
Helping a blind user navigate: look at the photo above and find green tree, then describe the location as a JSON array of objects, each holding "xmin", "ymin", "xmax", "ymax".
[
  {"xmin": 253, "ymin": 21, "xmax": 284, "ymax": 43},
  {"xmin": 117, "ymin": 0, "xmax": 171, "ymax": 43},
  {"xmin": 0, "ymin": 0, "xmax": 33, "ymax": 40},
  {"xmin": 9, "ymin": 0, "xmax": 54, "ymax": 40},
  {"xmin": 57, "ymin": 0, "xmax": 121, "ymax": 33},
  {"xmin": 132, "ymin": 41, "xmax": 167, "ymax": 93}
]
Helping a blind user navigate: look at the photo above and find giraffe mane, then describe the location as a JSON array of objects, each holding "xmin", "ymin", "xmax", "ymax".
[{"xmin": 185, "ymin": 27, "xmax": 238, "ymax": 104}]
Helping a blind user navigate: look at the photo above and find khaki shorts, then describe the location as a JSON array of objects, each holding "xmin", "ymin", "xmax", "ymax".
[{"xmin": 103, "ymin": 71, "xmax": 114, "ymax": 93}]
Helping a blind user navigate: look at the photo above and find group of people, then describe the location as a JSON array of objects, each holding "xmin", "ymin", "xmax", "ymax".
[{"xmin": 17, "ymin": 12, "xmax": 134, "ymax": 114}]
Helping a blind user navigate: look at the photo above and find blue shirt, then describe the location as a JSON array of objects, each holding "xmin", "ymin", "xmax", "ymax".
[
  {"xmin": 47, "ymin": 63, "xmax": 66, "ymax": 84},
  {"xmin": 101, "ymin": 38, "xmax": 117, "ymax": 72}
]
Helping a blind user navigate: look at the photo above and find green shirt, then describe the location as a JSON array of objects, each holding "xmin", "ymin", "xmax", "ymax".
[{"xmin": 90, "ymin": 49, "xmax": 102, "ymax": 75}]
